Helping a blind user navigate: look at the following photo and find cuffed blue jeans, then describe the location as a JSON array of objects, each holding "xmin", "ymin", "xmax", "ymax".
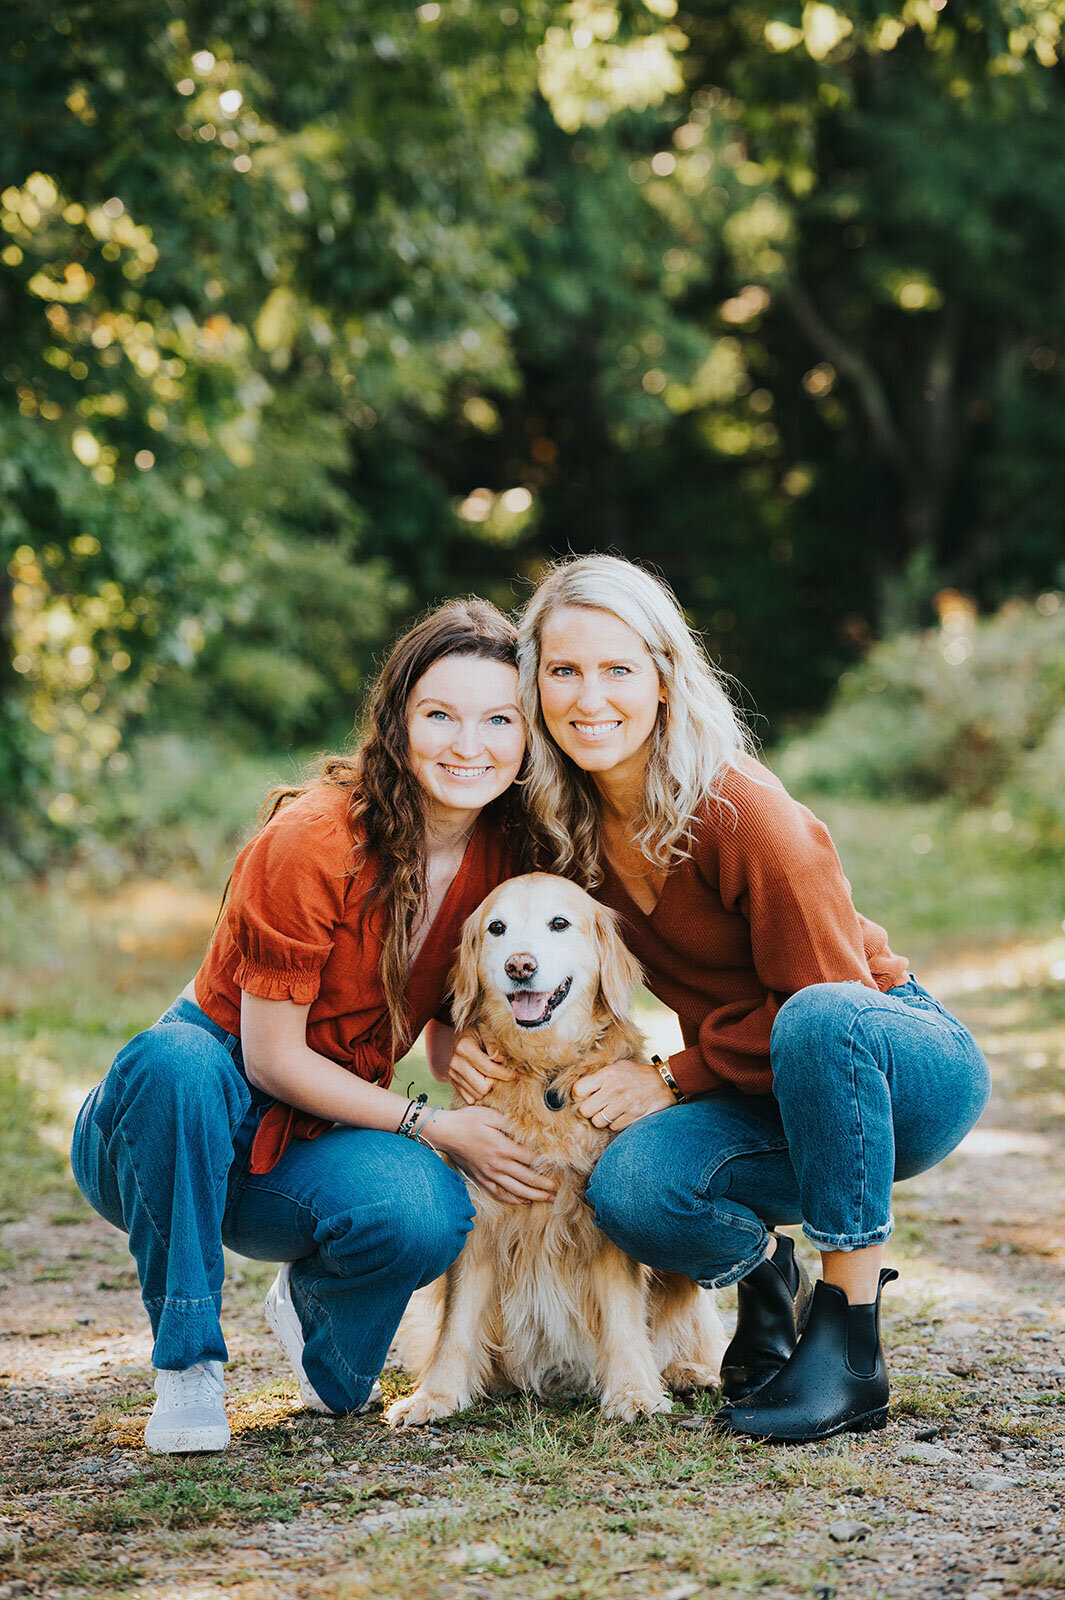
[
  {"xmin": 70, "ymin": 997, "xmax": 474, "ymax": 1412},
  {"xmin": 587, "ymin": 978, "xmax": 991, "ymax": 1289}
]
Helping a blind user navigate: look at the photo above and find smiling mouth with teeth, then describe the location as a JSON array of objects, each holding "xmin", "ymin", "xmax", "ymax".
[
  {"xmin": 507, "ymin": 975, "xmax": 573, "ymax": 1028},
  {"xmin": 440, "ymin": 764, "xmax": 492, "ymax": 779}
]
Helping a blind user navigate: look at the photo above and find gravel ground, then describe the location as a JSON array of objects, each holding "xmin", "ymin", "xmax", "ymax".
[{"xmin": 1, "ymin": 941, "xmax": 1062, "ymax": 1600}]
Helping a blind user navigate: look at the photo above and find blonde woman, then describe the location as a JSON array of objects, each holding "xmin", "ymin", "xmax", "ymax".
[{"xmin": 449, "ymin": 555, "xmax": 990, "ymax": 1443}]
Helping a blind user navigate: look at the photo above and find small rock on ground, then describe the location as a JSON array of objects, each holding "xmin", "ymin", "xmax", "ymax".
[
  {"xmin": 828, "ymin": 1520, "xmax": 872, "ymax": 1543},
  {"xmin": 968, "ymin": 1472, "xmax": 1021, "ymax": 1492},
  {"xmin": 896, "ymin": 1442, "xmax": 957, "ymax": 1465}
]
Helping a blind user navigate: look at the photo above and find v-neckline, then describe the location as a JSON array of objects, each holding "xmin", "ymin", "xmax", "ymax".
[{"xmin": 602, "ymin": 853, "xmax": 669, "ymax": 922}]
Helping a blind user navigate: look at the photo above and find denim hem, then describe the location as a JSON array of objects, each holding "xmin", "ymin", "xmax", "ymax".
[
  {"xmin": 695, "ymin": 1238, "xmax": 769, "ymax": 1291},
  {"xmin": 801, "ymin": 1216, "xmax": 894, "ymax": 1251},
  {"xmin": 143, "ymin": 1292, "xmax": 224, "ymax": 1308}
]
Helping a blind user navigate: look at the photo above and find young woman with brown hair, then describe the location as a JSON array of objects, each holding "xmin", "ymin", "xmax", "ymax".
[{"xmin": 72, "ymin": 600, "xmax": 553, "ymax": 1453}]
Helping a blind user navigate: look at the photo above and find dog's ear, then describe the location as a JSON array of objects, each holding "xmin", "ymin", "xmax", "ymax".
[
  {"xmin": 448, "ymin": 908, "xmax": 484, "ymax": 1034},
  {"xmin": 591, "ymin": 903, "xmax": 644, "ymax": 1022}
]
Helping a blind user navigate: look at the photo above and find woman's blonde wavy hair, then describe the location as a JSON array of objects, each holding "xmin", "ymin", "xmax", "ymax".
[{"xmin": 517, "ymin": 555, "xmax": 752, "ymax": 887}]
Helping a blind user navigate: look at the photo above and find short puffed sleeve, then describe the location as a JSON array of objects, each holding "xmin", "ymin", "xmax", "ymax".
[{"xmin": 226, "ymin": 791, "xmax": 353, "ymax": 1005}]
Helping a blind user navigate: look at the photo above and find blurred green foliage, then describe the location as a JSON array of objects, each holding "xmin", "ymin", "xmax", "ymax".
[
  {"xmin": 778, "ymin": 592, "xmax": 1065, "ymax": 854},
  {"xmin": 82, "ymin": 732, "xmax": 288, "ymax": 879},
  {"xmin": 0, "ymin": 1062, "xmax": 69, "ymax": 1222},
  {"xmin": 4, "ymin": 1, "xmax": 1065, "ymax": 859}
]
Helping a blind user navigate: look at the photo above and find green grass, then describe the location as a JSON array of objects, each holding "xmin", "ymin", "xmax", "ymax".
[
  {"xmin": 981, "ymin": 1410, "xmax": 1060, "ymax": 1439},
  {"xmin": 15, "ymin": 1392, "xmax": 892, "ymax": 1597},
  {"xmin": 0, "ymin": 1065, "xmax": 73, "ymax": 1223},
  {"xmin": 43, "ymin": 1560, "xmax": 145, "ymax": 1592},
  {"xmin": 329, "ymin": 1504, "xmax": 799, "ymax": 1599},
  {"xmin": 890, "ymin": 1376, "xmax": 974, "ymax": 1419},
  {"xmin": 796, "ymin": 791, "xmax": 1065, "ymax": 950},
  {"xmin": 68, "ymin": 1458, "xmax": 302, "ymax": 1532},
  {"xmin": 1015, "ymin": 1557, "xmax": 1065, "ymax": 1592}
]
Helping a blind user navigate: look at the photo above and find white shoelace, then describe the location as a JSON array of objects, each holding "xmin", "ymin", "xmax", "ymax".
[{"xmin": 162, "ymin": 1362, "xmax": 224, "ymax": 1407}]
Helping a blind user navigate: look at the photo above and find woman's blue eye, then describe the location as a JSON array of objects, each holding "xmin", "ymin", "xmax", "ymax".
[
  {"xmin": 427, "ymin": 709, "xmax": 450, "ymax": 720},
  {"xmin": 488, "ymin": 714, "xmax": 512, "ymax": 725},
  {"xmin": 551, "ymin": 666, "xmax": 575, "ymax": 677},
  {"xmin": 610, "ymin": 665, "xmax": 631, "ymax": 676}
]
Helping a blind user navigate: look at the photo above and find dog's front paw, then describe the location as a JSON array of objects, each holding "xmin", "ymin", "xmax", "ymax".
[
  {"xmin": 661, "ymin": 1361, "xmax": 720, "ymax": 1393},
  {"xmin": 384, "ymin": 1389, "xmax": 466, "ymax": 1428},
  {"xmin": 599, "ymin": 1385, "xmax": 674, "ymax": 1423}
]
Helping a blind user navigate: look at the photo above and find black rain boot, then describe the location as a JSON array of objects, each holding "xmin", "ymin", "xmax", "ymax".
[
  {"xmin": 715, "ymin": 1268, "xmax": 898, "ymax": 1443},
  {"xmin": 719, "ymin": 1233, "xmax": 813, "ymax": 1402}
]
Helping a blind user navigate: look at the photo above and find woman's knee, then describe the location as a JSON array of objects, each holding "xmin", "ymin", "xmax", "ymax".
[
  {"xmin": 70, "ymin": 1086, "xmax": 126, "ymax": 1229},
  {"xmin": 771, "ymin": 982, "xmax": 872, "ymax": 1084},
  {"xmin": 386, "ymin": 1147, "xmax": 475, "ymax": 1269},
  {"xmin": 589, "ymin": 1133, "xmax": 770, "ymax": 1282},
  {"xmin": 588, "ymin": 1125, "xmax": 643, "ymax": 1229},
  {"xmin": 893, "ymin": 1035, "xmax": 991, "ymax": 1179},
  {"xmin": 402, "ymin": 1163, "xmax": 474, "ymax": 1277},
  {"xmin": 317, "ymin": 1159, "xmax": 474, "ymax": 1283},
  {"xmin": 110, "ymin": 1022, "xmax": 245, "ymax": 1122},
  {"xmin": 587, "ymin": 1123, "xmax": 680, "ymax": 1253}
]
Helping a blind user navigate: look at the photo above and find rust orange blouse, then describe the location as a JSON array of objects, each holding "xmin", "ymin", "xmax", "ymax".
[
  {"xmin": 193, "ymin": 785, "xmax": 511, "ymax": 1173},
  {"xmin": 596, "ymin": 756, "xmax": 908, "ymax": 1099}
]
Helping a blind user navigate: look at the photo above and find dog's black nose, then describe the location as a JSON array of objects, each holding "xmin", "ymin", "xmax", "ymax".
[{"xmin": 504, "ymin": 951, "xmax": 538, "ymax": 983}]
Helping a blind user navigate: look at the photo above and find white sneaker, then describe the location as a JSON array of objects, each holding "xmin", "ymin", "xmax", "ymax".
[
  {"xmin": 264, "ymin": 1262, "xmax": 382, "ymax": 1416},
  {"xmin": 144, "ymin": 1361, "xmax": 230, "ymax": 1454}
]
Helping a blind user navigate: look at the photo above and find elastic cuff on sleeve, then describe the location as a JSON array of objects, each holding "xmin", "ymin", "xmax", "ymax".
[
  {"xmin": 668, "ymin": 1045, "xmax": 726, "ymax": 1100},
  {"xmin": 233, "ymin": 958, "xmax": 321, "ymax": 1006}
]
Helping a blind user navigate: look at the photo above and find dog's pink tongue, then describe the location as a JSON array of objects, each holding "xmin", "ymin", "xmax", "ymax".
[{"xmin": 510, "ymin": 991, "xmax": 550, "ymax": 1024}]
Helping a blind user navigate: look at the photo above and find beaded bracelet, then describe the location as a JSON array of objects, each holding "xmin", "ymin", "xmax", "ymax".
[{"xmin": 397, "ymin": 1091, "xmax": 429, "ymax": 1140}]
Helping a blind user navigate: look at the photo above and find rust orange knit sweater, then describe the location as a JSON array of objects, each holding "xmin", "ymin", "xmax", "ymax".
[
  {"xmin": 595, "ymin": 756, "xmax": 907, "ymax": 1099},
  {"xmin": 194, "ymin": 785, "xmax": 511, "ymax": 1171}
]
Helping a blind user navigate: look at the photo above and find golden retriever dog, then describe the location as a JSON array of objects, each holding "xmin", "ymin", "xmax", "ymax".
[{"xmin": 385, "ymin": 873, "xmax": 725, "ymax": 1427}]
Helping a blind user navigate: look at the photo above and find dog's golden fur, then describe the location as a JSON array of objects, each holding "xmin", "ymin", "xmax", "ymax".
[{"xmin": 386, "ymin": 874, "xmax": 725, "ymax": 1426}]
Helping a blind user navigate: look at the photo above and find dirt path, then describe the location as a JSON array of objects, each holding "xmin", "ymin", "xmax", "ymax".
[{"xmin": 1, "ymin": 935, "xmax": 1063, "ymax": 1600}]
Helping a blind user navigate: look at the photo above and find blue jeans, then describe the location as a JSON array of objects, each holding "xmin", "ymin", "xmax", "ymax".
[
  {"xmin": 587, "ymin": 978, "xmax": 991, "ymax": 1288},
  {"xmin": 71, "ymin": 997, "xmax": 474, "ymax": 1412}
]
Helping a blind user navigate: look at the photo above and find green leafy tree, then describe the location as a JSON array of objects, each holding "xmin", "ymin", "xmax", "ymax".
[
  {"xmin": 0, "ymin": 0, "xmax": 542, "ymax": 843},
  {"xmin": 510, "ymin": 0, "xmax": 1065, "ymax": 708},
  {"xmin": 6, "ymin": 0, "xmax": 1065, "ymax": 863}
]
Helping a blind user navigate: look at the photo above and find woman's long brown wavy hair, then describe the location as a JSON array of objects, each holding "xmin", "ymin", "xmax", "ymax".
[{"xmin": 257, "ymin": 599, "xmax": 527, "ymax": 1051}]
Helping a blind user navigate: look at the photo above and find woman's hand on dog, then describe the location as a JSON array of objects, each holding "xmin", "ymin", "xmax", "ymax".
[
  {"xmin": 432, "ymin": 1106, "xmax": 557, "ymax": 1204},
  {"xmin": 572, "ymin": 1061, "xmax": 675, "ymax": 1132},
  {"xmin": 448, "ymin": 1032, "xmax": 517, "ymax": 1104}
]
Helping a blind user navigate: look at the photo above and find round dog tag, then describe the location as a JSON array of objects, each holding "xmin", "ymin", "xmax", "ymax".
[{"xmin": 544, "ymin": 1084, "xmax": 567, "ymax": 1111}]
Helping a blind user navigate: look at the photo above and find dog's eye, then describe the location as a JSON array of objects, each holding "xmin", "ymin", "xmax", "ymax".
[
  {"xmin": 548, "ymin": 917, "xmax": 571, "ymax": 932},
  {"xmin": 487, "ymin": 920, "xmax": 506, "ymax": 937}
]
